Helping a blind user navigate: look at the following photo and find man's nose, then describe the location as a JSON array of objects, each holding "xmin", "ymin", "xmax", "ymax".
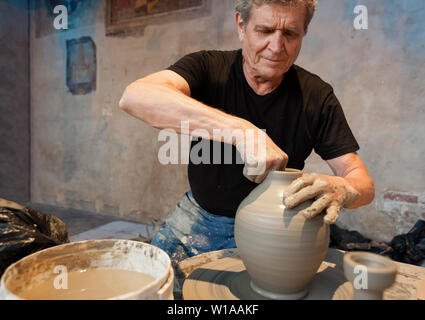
[{"xmin": 268, "ymin": 32, "xmax": 285, "ymax": 54}]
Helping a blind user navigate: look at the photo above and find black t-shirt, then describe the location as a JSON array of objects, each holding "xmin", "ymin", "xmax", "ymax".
[{"xmin": 167, "ymin": 49, "xmax": 359, "ymax": 218}]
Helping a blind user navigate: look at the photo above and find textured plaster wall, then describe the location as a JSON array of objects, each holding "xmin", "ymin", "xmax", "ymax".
[
  {"xmin": 30, "ymin": 0, "xmax": 238, "ymax": 224},
  {"xmin": 299, "ymin": 0, "xmax": 425, "ymax": 241},
  {"xmin": 0, "ymin": 0, "xmax": 30, "ymax": 202},
  {"xmin": 29, "ymin": 0, "xmax": 424, "ymax": 241}
]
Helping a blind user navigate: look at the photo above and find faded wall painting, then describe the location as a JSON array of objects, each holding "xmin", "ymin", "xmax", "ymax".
[
  {"xmin": 66, "ymin": 36, "xmax": 97, "ymax": 95},
  {"xmin": 106, "ymin": 0, "xmax": 211, "ymax": 36}
]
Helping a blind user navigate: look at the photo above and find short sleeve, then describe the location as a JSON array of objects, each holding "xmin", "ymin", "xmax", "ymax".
[
  {"xmin": 166, "ymin": 51, "xmax": 208, "ymax": 100},
  {"xmin": 313, "ymin": 91, "xmax": 360, "ymax": 160}
]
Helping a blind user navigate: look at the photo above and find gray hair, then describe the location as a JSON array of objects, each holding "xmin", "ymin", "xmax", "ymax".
[{"xmin": 235, "ymin": 0, "xmax": 317, "ymax": 33}]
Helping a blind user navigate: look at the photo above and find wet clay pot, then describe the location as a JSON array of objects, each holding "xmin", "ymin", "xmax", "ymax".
[{"xmin": 235, "ymin": 169, "xmax": 330, "ymax": 299}]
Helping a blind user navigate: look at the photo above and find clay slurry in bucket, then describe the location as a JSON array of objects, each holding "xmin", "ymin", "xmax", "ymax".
[{"xmin": 19, "ymin": 268, "xmax": 155, "ymax": 300}]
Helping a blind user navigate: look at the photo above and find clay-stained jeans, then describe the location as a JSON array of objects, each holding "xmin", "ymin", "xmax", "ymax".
[{"xmin": 150, "ymin": 191, "xmax": 236, "ymax": 267}]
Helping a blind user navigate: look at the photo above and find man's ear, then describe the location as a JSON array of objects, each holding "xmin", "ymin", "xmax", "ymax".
[{"xmin": 235, "ymin": 12, "xmax": 245, "ymax": 43}]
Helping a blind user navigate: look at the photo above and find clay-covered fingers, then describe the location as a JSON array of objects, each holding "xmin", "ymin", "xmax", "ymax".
[
  {"xmin": 272, "ymin": 151, "xmax": 288, "ymax": 171},
  {"xmin": 323, "ymin": 202, "xmax": 341, "ymax": 224},
  {"xmin": 299, "ymin": 194, "xmax": 333, "ymax": 219},
  {"xmin": 242, "ymin": 154, "xmax": 266, "ymax": 183},
  {"xmin": 263, "ymin": 147, "xmax": 288, "ymax": 173},
  {"xmin": 284, "ymin": 177, "xmax": 328, "ymax": 208},
  {"xmin": 243, "ymin": 163, "xmax": 268, "ymax": 184},
  {"xmin": 243, "ymin": 161, "xmax": 286, "ymax": 184},
  {"xmin": 242, "ymin": 147, "xmax": 288, "ymax": 184},
  {"xmin": 283, "ymin": 174, "xmax": 318, "ymax": 199}
]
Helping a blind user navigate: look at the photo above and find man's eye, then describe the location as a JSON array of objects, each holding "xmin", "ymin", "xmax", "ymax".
[
  {"xmin": 259, "ymin": 30, "xmax": 272, "ymax": 34},
  {"xmin": 284, "ymin": 31, "xmax": 298, "ymax": 37}
]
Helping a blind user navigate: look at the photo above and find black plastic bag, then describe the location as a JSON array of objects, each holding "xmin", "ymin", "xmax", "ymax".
[
  {"xmin": 389, "ymin": 220, "xmax": 425, "ymax": 265},
  {"xmin": 0, "ymin": 206, "xmax": 69, "ymax": 277},
  {"xmin": 330, "ymin": 220, "xmax": 425, "ymax": 266},
  {"xmin": 329, "ymin": 224, "xmax": 391, "ymax": 254}
]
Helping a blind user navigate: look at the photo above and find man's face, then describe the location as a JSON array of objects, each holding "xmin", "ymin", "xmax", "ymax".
[{"xmin": 237, "ymin": 3, "xmax": 306, "ymax": 81}]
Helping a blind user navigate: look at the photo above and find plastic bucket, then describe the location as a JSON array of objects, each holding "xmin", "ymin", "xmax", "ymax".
[{"xmin": 0, "ymin": 239, "xmax": 173, "ymax": 300}]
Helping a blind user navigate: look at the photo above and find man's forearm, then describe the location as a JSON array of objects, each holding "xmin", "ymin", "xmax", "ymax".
[
  {"xmin": 119, "ymin": 77, "xmax": 290, "ymax": 182},
  {"xmin": 325, "ymin": 153, "xmax": 375, "ymax": 209},
  {"xmin": 119, "ymin": 80, "xmax": 252, "ymax": 144},
  {"xmin": 325, "ymin": 169, "xmax": 374, "ymax": 209},
  {"xmin": 341, "ymin": 168, "xmax": 375, "ymax": 209}
]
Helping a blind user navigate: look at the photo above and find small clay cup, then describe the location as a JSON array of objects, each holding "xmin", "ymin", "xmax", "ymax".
[{"xmin": 343, "ymin": 251, "xmax": 397, "ymax": 300}]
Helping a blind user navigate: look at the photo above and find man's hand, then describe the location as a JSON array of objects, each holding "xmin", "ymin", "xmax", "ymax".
[
  {"xmin": 236, "ymin": 128, "xmax": 288, "ymax": 184},
  {"xmin": 283, "ymin": 173, "xmax": 359, "ymax": 224}
]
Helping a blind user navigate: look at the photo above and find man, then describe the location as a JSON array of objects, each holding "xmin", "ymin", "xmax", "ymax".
[{"xmin": 119, "ymin": 0, "xmax": 375, "ymax": 266}]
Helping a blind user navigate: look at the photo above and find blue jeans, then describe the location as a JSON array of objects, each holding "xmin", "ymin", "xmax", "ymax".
[{"xmin": 151, "ymin": 191, "xmax": 236, "ymax": 266}]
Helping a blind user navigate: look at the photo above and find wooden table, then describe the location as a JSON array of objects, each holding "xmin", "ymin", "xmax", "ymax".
[{"xmin": 175, "ymin": 247, "xmax": 425, "ymax": 300}]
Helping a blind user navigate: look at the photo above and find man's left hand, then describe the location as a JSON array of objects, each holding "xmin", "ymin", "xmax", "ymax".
[{"xmin": 283, "ymin": 173, "xmax": 359, "ymax": 224}]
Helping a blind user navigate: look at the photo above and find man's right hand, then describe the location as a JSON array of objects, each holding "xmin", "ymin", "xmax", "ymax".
[
  {"xmin": 236, "ymin": 127, "xmax": 288, "ymax": 184},
  {"xmin": 120, "ymin": 71, "xmax": 288, "ymax": 184}
]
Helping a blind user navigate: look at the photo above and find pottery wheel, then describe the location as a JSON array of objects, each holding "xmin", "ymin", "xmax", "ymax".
[{"xmin": 182, "ymin": 256, "xmax": 353, "ymax": 300}]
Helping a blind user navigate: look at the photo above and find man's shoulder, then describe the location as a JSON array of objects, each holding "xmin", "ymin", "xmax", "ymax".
[
  {"xmin": 291, "ymin": 64, "xmax": 334, "ymax": 95},
  {"xmin": 169, "ymin": 49, "xmax": 239, "ymax": 77},
  {"xmin": 198, "ymin": 49, "xmax": 240, "ymax": 56},
  {"xmin": 185, "ymin": 49, "xmax": 240, "ymax": 65}
]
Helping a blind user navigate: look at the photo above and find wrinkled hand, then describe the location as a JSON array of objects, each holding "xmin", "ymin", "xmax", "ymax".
[
  {"xmin": 236, "ymin": 128, "xmax": 288, "ymax": 184},
  {"xmin": 283, "ymin": 173, "xmax": 359, "ymax": 224}
]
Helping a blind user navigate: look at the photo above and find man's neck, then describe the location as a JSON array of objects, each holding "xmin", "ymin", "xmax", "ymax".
[{"xmin": 242, "ymin": 59, "xmax": 284, "ymax": 96}]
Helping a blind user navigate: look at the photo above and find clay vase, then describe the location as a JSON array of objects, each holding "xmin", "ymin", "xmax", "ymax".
[
  {"xmin": 235, "ymin": 169, "xmax": 330, "ymax": 299},
  {"xmin": 343, "ymin": 251, "xmax": 397, "ymax": 300}
]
